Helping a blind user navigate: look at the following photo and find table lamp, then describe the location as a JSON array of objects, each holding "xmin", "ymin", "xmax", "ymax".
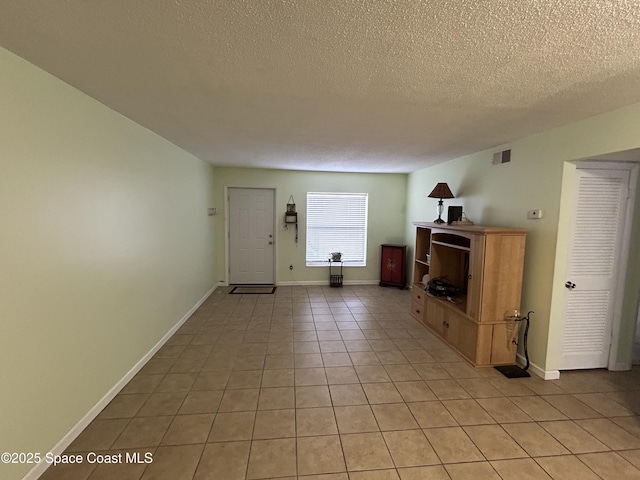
[{"xmin": 428, "ymin": 183, "xmax": 455, "ymax": 224}]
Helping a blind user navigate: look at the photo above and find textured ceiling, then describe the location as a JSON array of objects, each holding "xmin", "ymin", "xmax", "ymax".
[{"xmin": 1, "ymin": 1, "xmax": 640, "ymax": 173}]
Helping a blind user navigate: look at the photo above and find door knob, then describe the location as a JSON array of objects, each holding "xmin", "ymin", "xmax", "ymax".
[{"xmin": 565, "ymin": 281, "xmax": 576, "ymax": 290}]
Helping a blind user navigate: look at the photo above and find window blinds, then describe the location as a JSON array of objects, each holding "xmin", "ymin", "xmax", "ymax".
[{"xmin": 306, "ymin": 192, "xmax": 368, "ymax": 266}]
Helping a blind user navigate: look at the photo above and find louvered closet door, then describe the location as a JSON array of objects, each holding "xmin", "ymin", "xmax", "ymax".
[{"xmin": 559, "ymin": 168, "xmax": 630, "ymax": 370}]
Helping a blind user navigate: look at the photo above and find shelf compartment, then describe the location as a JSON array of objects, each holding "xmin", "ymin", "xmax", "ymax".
[
  {"xmin": 432, "ymin": 240, "xmax": 471, "ymax": 252},
  {"xmin": 430, "ymin": 242, "xmax": 470, "ymax": 300},
  {"xmin": 431, "ymin": 233, "xmax": 471, "ymax": 249},
  {"xmin": 415, "ymin": 227, "xmax": 431, "ymax": 260}
]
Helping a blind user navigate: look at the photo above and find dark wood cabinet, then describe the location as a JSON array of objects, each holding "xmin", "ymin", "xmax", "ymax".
[{"xmin": 379, "ymin": 244, "xmax": 407, "ymax": 288}]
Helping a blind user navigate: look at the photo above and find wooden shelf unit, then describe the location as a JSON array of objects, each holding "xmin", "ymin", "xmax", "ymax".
[{"xmin": 411, "ymin": 222, "xmax": 527, "ymax": 366}]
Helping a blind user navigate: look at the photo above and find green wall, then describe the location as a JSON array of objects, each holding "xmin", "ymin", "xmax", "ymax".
[
  {"xmin": 213, "ymin": 167, "xmax": 407, "ymax": 285},
  {"xmin": 0, "ymin": 48, "xmax": 217, "ymax": 479},
  {"xmin": 406, "ymin": 103, "xmax": 640, "ymax": 374}
]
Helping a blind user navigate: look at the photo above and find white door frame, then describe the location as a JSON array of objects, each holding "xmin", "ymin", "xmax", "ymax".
[
  {"xmin": 562, "ymin": 161, "xmax": 638, "ymax": 371},
  {"xmin": 224, "ymin": 186, "xmax": 277, "ymax": 286},
  {"xmin": 603, "ymin": 162, "xmax": 638, "ymax": 370}
]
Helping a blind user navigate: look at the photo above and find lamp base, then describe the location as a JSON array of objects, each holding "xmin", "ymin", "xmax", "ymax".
[{"xmin": 433, "ymin": 218, "xmax": 445, "ymax": 224}]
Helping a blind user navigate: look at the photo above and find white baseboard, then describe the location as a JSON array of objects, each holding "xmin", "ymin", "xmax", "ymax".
[
  {"xmin": 277, "ymin": 280, "xmax": 380, "ymax": 286},
  {"xmin": 611, "ymin": 362, "xmax": 632, "ymax": 372},
  {"xmin": 23, "ymin": 284, "xmax": 218, "ymax": 480},
  {"xmin": 513, "ymin": 358, "xmax": 633, "ymax": 380},
  {"xmin": 516, "ymin": 354, "xmax": 560, "ymax": 380}
]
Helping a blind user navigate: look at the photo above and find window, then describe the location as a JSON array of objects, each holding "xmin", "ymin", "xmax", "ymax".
[{"xmin": 306, "ymin": 192, "xmax": 368, "ymax": 266}]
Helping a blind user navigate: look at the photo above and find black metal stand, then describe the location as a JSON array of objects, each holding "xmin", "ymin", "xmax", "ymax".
[
  {"xmin": 495, "ymin": 311, "xmax": 533, "ymax": 379},
  {"xmin": 329, "ymin": 260, "xmax": 343, "ymax": 287}
]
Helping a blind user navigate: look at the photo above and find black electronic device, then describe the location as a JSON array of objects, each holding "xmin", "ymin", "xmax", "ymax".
[
  {"xmin": 447, "ymin": 206, "xmax": 463, "ymax": 224},
  {"xmin": 427, "ymin": 276, "xmax": 459, "ymax": 297}
]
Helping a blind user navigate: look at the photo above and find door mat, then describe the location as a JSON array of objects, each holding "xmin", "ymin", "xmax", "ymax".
[
  {"xmin": 229, "ymin": 286, "xmax": 277, "ymax": 295},
  {"xmin": 494, "ymin": 364, "xmax": 531, "ymax": 378}
]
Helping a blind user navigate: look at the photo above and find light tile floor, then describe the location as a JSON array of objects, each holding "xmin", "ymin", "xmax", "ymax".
[{"xmin": 40, "ymin": 285, "xmax": 640, "ymax": 480}]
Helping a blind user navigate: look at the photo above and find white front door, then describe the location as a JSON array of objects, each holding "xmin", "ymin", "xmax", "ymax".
[
  {"xmin": 559, "ymin": 167, "xmax": 630, "ymax": 370},
  {"xmin": 228, "ymin": 188, "xmax": 275, "ymax": 285}
]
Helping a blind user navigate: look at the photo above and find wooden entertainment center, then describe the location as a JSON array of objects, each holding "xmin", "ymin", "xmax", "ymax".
[{"xmin": 411, "ymin": 222, "xmax": 527, "ymax": 366}]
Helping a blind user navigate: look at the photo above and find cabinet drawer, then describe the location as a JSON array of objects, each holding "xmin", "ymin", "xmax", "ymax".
[
  {"xmin": 410, "ymin": 301, "xmax": 425, "ymax": 322},
  {"xmin": 412, "ymin": 287, "xmax": 427, "ymax": 305}
]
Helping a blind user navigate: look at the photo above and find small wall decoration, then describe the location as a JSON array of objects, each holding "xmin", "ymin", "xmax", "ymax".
[
  {"xmin": 285, "ymin": 212, "xmax": 297, "ymax": 223},
  {"xmin": 284, "ymin": 195, "xmax": 298, "ymax": 242},
  {"xmin": 286, "ymin": 196, "xmax": 296, "ymax": 213},
  {"xmin": 285, "ymin": 195, "xmax": 297, "ymax": 224}
]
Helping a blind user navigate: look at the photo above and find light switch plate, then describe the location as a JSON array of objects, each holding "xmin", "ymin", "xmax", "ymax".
[
  {"xmin": 207, "ymin": 208, "xmax": 217, "ymax": 216},
  {"xmin": 527, "ymin": 209, "xmax": 543, "ymax": 219}
]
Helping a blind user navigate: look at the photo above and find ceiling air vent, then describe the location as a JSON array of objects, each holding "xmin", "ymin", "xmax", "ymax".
[{"xmin": 492, "ymin": 149, "xmax": 511, "ymax": 165}]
